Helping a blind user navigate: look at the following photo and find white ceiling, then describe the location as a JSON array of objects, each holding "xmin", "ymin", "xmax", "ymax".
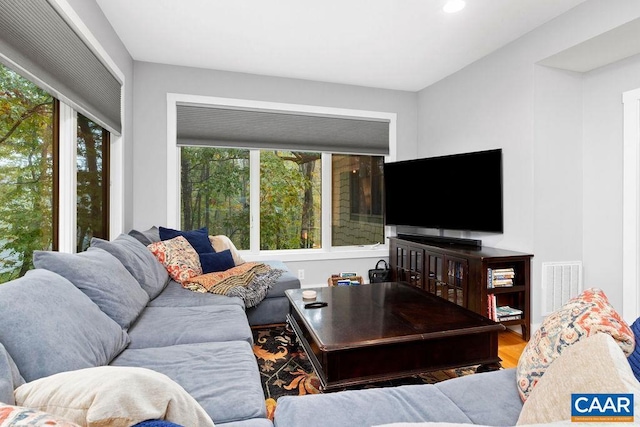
[{"xmin": 96, "ymin": 0, "xmax": 588, "ymax": 92}]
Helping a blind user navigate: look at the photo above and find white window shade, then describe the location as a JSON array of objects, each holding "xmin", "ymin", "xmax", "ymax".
[
  {"xmin": 176, "ymin": 104, "xmax": 390, "ymax": 155},
  {"xmin": 0, "ymin": 0, "xmax": 122, "ymax": 135}
]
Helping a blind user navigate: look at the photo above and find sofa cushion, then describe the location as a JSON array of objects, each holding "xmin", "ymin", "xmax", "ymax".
[
  {"xmin": 246, "ymin": 296, "xmax": 290, "ymax": 326},
  {"xmin": 262, "ymin": 260, "xmax": 300, "ymax": 298},
  {"xmin": 33, "ymin": 248, "xmax": 149, "ymax": 329},
  {"xmin": 516, "ymin": 287, "xmax": 634, "ymax": 401},
  {"xmin": 200, "ymin": 249, "xmax": 235, "ymax": 273},
  {"xmin": 148, "ymin": 236, "xmax": 203, "ymax": 284},
  {"xmin": 274, "ymin": 383, "xmax": 473, "ymax": 427},
  {"xmin": 91, "ymin": 234, "xmax": 170, "ymax": 299},
  {"xmin": 159, "ymin": 226, "xmax": 214, "ymax": 255},
  {"xmin": 14, "ymin": 366, "xmax": 214, "ymax": 427},
  {"xmin": 0, "ymin": 269, "xmax": 129, "ymax": 382},
  {"xmin": 128, "ymin": 226, "xmax": 161, "ymax": 246},
  {"xmin": 517, "ymin": 333, "xmax": 640, "ymax": 425},
  {"xmin": 147, "ymin": 279, "xmax": 244, "ymax": 308},
  {"xmin": 209, "ymin": 234, "xmax": 245, "ymax": 265},
  {"xmin": 0, "ymin": 403, "xmax": 80, "ymax": 426},
  {"xmin": 0, "ymin": 343, "xmax": 24, "ymax": 405},
  {"xmin": 127, "ymin": 305, "xmax": 253, "ymax": 348},
  {"xmin": 111, "ymin": 341, "xmax": 266, "ymax": 425},
  {"xmin": 435, "ymin": 368, "xmax": 523, "ymax": 426}
]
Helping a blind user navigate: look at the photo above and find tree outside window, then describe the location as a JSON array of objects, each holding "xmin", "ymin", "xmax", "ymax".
[
  {"xmin": 0, "ymin": 64, "xmax": 111, "ymax": 283},
  {"xmin": 0, "ymin": 64, "xmax": 55, "ymax": 283},
  {"xmin": 180, "ymin": 147, "xmax": 251, "ymax": 248},
  {"xmin": 77, "ymin": 114, "xmax": 109, "ymax": 252}
]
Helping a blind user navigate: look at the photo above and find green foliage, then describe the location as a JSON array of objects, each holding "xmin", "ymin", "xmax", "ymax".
[
  {"xmin": 181, "ymin": 147, "xmax": 250, "ymax": 247},
  {"xmin": 0, "ymin": 64, "xmax": 54, "ymax": 283},
  {"xmin": 259, "ymin": 151, "xmax": 308, "ymax": 250},
  {"xmin": 180, "ymin": 147, "xmax": 321, "ymax": 251}
]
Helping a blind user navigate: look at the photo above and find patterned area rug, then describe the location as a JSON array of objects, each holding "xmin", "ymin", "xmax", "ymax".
[{"xmin": 251, "ymin": 323, "xmax": 480, "ymax": 420}]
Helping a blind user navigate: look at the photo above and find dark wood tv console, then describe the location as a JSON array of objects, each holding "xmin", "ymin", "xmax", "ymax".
[{"xmin": 389, "ymin": 236, "xmax": 533, "ymax": 341}]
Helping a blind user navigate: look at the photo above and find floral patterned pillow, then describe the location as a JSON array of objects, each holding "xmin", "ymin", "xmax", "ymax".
[
  {"xmin": 147, "ymin": 236, "xmax": 202, "ymax": 285},
  {"xmin": 516, "ymin": 287, "xmax": 634, "ymax": 401}
]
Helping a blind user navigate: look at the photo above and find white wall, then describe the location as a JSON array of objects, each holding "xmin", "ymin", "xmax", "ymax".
[
  {"xmin": 582, "ymin": 54, "xmax": 640, "ymax": 303},
  {"xmin": 417, "ymin": 0, "xmax": 640, "ymax": 326},
  {"xmin": 532, "ymin": 66, "xmax": 583, "ymax": 323},
  {"xmin": 131, "ymin": 62, "xmax": 418, "ymax": 286},
  {"xmin": 66, "ymin": 0, "xmax": 135, "ymax": 231}
]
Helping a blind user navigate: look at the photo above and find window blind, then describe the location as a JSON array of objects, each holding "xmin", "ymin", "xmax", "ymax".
[
  {"xmin": 0, "ymin": 0, "xmax": 122, "ymax": 135},
  {"xmin": 176, "ymin": 104, "xmax": 390, "ymax": 155}
]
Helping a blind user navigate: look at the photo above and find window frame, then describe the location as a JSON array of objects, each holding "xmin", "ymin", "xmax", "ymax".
[
  {"xmin": 44, "ymin": 100, "xmax": 115, "ymax": 252},
  {"xmin": 0, "ymin": 0, "xmax": 125, "ymax": 261},
  {"xmin": 167, "ymin": 93, "xmax": 395, "ymax": 262},
  {"xmin": 50, "ymin": 0, "xmax": 125, "ymax": 249}
]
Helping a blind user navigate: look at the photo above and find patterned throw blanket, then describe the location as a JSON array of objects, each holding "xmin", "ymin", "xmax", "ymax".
[{"xmin": 182, "ymin": 262, "xmax": 284, "ymax": 308}]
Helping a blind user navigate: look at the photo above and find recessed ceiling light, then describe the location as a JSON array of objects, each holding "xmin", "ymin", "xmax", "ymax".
[{"xmin": 443, "ymin": 0, "xmax": 466, "ymax": 14}]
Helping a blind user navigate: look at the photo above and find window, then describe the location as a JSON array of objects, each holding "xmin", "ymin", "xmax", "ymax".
[
  {"xmin": 0, "ymin": 64, "xmax": 111, "ymax": 283},
  {"xmin": 333, "ymin": 154, "xmax": 384, "ymax": 246},
  {"xmin": 170, "ymin": 95, "xmax": 395, "ymax": 256},
  {"xmin": 180, "ymin": 147, "xmax": 250, "ymax": 248},
  {"xmin": 0, "ymin": 65, "xmax": 56, "ymax": 282},
  {"xmin": 77, "ymin": 114, "xmax": 109, "ymax": 252},
  {"xmin": 179, "ymin": 147, "xmax": 382, "ymax": 251},
  {"xmin": 260, "ymin": 151, "xmax": 321, "ymax": 250}
]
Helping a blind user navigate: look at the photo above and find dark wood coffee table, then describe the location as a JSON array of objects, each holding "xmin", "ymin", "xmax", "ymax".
[{"xmin": 285, "ymin": 282, "xmax": 505, "ymax": 391}]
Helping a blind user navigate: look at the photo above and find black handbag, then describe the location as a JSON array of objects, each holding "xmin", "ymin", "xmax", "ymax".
[{"xmin": 368, "ymin": 259, "xmax": 390, "ymax": 283}]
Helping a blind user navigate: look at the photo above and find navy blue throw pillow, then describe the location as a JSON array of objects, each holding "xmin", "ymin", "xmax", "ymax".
[
  {"xmin": 628, "ymin": 317, "xmax": 640, "ymax": 382},
  {"xmin": 158, "ymin": 226, "xmax": 215, "ymax": 254},
  {"xmin": 200, "ymin": 250, "xmax": 235, "ymax": 274}
]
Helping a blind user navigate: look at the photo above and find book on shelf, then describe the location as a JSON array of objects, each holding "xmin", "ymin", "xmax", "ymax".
[
  {"xmin": 487, "ymin": 294, "xmax": 498, "ymax": 321},
  {"xmin": 497, "ymin": 314, "xmax": 522, "ymax": 322},
  {"xmin": 447, "ymin": 263, "xmax": 464, "ymax": 280},
  {"xmin": 486, "ymin": 297, "xmax": 523, "ymax": 322},
  {"xmin": 495, "ymin": 305, "xmax": 523, "ymax": 317},
  {"xmin": 487, "ymin": 267, "xmax": 516, "ymax": 288},
  {"xmin": 491, "ymin": 267, "xmax": 515, "ymax": 274}
]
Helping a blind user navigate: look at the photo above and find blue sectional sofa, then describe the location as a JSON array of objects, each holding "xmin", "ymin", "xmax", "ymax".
[
  {"xmin": 5, "ymin": 229, "xmax": 639, "ymax": 427},
  {"xmin": 0, "ymin": 230, "xmax": 300, "ymax": 427}
]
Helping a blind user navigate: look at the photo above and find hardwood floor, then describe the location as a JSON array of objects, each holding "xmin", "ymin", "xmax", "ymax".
[{"xmin": 498, "ymin": 330, "xmax": 527, "ymax": 368}]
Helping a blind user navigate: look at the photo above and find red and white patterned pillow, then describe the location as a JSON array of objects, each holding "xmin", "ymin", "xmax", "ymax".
[
  {"xmin": 516, "ymin": 287, "xmax": 634, "ymax": 401},
  {"xmin": 147, "ymin": 236, "xmax": 202, "ymax": 285}
]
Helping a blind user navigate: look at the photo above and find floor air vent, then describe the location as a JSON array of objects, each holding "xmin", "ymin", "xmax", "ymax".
[{"xmin": 541, "ymin": 261, "xmax": 583, "ymax": 316}]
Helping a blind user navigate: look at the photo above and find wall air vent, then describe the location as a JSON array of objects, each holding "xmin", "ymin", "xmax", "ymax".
[{"xmin": 541, "ymin": 261, "xmax": 583, "ymax": 316}]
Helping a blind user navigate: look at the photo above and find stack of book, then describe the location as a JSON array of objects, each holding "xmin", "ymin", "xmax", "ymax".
[
  {"xmin": 487, "ymin": 295, "xmax": 523, "ymax": 322},
  {"xmin": 487, "ymin": 267, "xmax": 515, "ymax": 288},
  {"xmin": 495, "ymin": 305, "xmax": 523, "ymax": 321}
]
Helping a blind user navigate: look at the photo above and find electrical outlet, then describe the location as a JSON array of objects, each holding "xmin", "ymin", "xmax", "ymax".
[{"xmin": 298, "ymin": 269, "xmax": 304, "ymax": 280}]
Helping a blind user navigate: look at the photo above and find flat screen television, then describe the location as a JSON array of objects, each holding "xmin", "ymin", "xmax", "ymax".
[{"xmin": 383, "ymin": 149, "xmax": 503, "ymax": 233}]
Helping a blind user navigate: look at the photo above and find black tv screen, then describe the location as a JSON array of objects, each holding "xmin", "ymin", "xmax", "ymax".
[{"xmin": 383, "ymin": 149, "xmax": 503, "ymax": 233}]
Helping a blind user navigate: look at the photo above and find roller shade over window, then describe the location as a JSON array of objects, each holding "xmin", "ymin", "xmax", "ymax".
[
  {"xmin": 176, "ymin": 104, "xmax": 390, "ymax": 155},
  {"xmin": 0, "ymin": 0, "xmax": 122, "ymax": 135}
]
